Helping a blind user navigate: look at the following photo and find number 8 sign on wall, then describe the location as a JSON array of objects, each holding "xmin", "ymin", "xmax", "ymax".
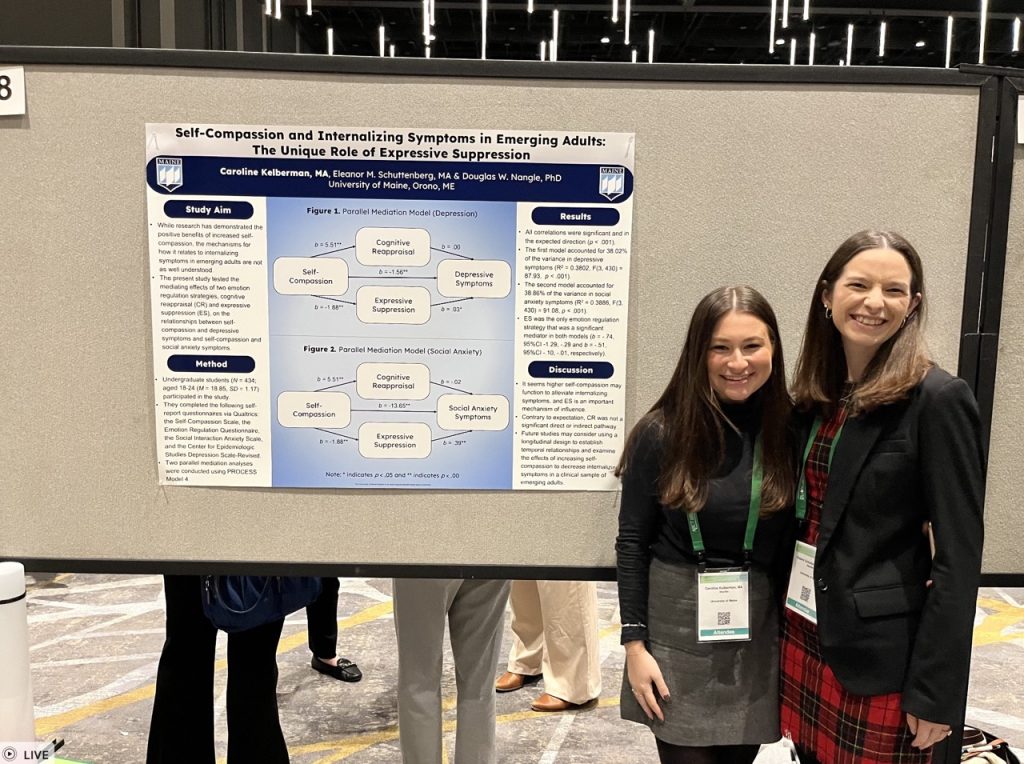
[{"xmin": 0, "ymin": 67, "xmax": 27, "ymax": 116}]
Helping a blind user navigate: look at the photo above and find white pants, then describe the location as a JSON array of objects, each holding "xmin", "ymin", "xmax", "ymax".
[
  {"xmin": 394, "ymin": 578, "xmax": 511, "ymax": 764},
  {"xmin": 506, "ymin": 580, "xmax": 602, "ymax": 704}
]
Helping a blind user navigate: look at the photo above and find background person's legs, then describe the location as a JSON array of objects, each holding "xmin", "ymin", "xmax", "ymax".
[
  {"xmin": 449, "ymin": 579, "xmax": 511, "ymax": 764},
  {"xmin": 146, "ymin": 575, "xmax": 217, "ymax": 764},
  {"xmin": 306, "ymin": 577, "xmax": 340, "ymax": 660},
  {"xmin": 505, "ymin": 580, "xmax": 544, "ymax": 679},
  {"xmin": 394, "ymin": 578, "xmax": 460, "ymax": 764},
  {"xmin": 535, "ymin": 580, "xmax": 601, "ymax": 705},
  {"xmin": 225, "ymin": 617, "xmax": 289, "ymax": 764}
]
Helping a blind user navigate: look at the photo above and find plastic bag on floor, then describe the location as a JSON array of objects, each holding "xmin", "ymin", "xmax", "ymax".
[{"xmin": 754, "ymin": 734, "xmax": 800, "ymax": 763}]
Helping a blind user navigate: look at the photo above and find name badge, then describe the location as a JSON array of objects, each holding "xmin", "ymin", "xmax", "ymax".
[
  {"xmin": 785, "ymin": 541, "xmax": 818, "ymax": 623},
  {"xmin": 696, "ymin": 569, "xmax": 751, "ymax": 642}
]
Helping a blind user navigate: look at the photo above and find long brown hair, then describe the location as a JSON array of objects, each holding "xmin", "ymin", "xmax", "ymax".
[
  {"xmin": 616, "ymin": 286, "xmax": 794, "ymax": 515},
  {"xmin": 791, "ymin": 230, "xmax": 932, "ymax": 415}
]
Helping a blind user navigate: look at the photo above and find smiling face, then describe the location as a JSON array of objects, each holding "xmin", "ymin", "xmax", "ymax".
[
  {"xmin": 824, "ymin": 247, "xmax": 922, "ymax": 376},
  {"xmin": 706, "ymin": 311, "xmax": 774, "ymax": 403}
]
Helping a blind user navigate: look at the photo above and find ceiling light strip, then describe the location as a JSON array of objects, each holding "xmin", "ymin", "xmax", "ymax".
[
  {"xmin": 552, "ymin": 9, "xmax": 559, "ymax": 61},
  {"xmin": 978, "ymin": 0, "xmax": 988, "ymax": 64},
  {"xmin": 481, "ymin": 0, "xmax": 488, "ymax": 59},
  {"xmin": 946, "ymin": 15, "xmax": 953, "ymax": 68}
]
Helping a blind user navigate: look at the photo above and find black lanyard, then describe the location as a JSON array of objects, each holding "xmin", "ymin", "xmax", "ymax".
[{"xmin": 686, "ymin": 433, "xmax": 762, "ymax": 571}]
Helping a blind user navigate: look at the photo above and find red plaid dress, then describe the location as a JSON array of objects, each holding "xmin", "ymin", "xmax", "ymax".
[{"xmin": 779, "ymin": 407, "xmax": 930, "ymax": 764}]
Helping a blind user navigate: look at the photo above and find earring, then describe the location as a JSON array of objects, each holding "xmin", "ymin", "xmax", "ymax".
[
  {"xmin": 900, "ymin": 314, "xmax": 908, "ymax": 328},
  {"xmin": 824, "ymin": 306, "xmax": 833, "ymax": 320}
]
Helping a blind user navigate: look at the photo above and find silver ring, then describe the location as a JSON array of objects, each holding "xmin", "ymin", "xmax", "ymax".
[{"xmin": 946, "ymin": 731, "xmax": 952, "ymax": 737}]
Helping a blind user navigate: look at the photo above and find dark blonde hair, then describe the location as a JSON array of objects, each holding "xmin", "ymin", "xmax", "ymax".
[
  {"xmin": 616, "ymin": 286, "xmax": 794, "ymax": 515},
  {"xmin": 791, "ymin": 230, "xmax": 932, "ymax": 415}
]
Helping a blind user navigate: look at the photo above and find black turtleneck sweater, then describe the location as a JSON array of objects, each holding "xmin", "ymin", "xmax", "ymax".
[{"xmin": 615, "ymin": 398, "xmax": 794, "ymax": 644}]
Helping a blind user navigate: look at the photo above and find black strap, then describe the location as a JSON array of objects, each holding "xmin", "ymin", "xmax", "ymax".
[{"xmin": 0, "ymin": 591, "xmax": 27, "ymax": 605}]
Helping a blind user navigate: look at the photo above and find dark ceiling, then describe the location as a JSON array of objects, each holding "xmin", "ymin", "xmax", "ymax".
[{"xmin": 283, "ymin": 0, "xmax": 1024, "ymax": 66}]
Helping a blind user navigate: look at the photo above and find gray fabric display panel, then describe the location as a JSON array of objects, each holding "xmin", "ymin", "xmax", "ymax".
[
  {"xmin": 986, "ymin": 140, "xmax": 1024, "ymax": 578},
  {"xmin": 0, "ymin": 60, "xmax": 983, "ymax": 571}
]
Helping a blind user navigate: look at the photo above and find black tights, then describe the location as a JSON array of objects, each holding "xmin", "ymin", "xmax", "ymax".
[{"xmin": 656, "ymin": 739, "xmax": 760, "ymax": 764}]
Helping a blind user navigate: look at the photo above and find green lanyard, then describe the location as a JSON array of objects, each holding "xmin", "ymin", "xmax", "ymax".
[
  {"xmin": 686, "ymin": 433, "xmax": 762, "ymax": 570},
  {"xmin": 795, "ymin": 415, "xmax": 844, "ymax": 521}
]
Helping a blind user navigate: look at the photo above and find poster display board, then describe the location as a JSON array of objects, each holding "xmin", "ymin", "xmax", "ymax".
[{"xmin": 145, "ymin": 124, "xmax": 634, "ymax": 490}]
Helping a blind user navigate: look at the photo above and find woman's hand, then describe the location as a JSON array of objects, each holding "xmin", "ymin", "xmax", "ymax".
[
  {"xmin": 625, "ymin": 641, "xmax": 670, "ymax": 721},
  {"xmin": 906, "ymin": 713, "xmax": 951, "ymax": 749}
]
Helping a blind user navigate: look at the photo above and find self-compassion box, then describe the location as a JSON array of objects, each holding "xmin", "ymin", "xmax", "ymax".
[
  {"xmin": 276, "ymin": 391, "xmax": 351, "ymax": 427},
  {"xmin": 273, "ymin": 257, "xmax": 349, "ymax": 295}
]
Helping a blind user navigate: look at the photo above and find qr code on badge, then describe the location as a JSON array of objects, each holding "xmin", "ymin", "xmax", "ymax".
[
  {"xmin": 717, "ymin": 611, "xmax": 731, "ymax": 626},
  {"xmin": 800, "ymin": 586, "xmax": 811, "ymax": 602}
]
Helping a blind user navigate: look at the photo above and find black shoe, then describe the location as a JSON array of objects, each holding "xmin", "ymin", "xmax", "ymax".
[{"xmin": 311, "ymin": 655, "xmax": 363, "ymax": 682}]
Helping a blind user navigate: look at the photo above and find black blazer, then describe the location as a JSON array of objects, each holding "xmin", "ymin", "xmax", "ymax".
[{"xmin": 810, "ymin": 367, "xmax": 984, "ymax": 726}]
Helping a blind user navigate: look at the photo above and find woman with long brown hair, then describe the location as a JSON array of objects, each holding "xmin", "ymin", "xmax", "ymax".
[
  {"xmin": 616, "ymin": 286, "xmax": 796, "ymax": 764},
  {"xmin": 780, "ymin": 230, "xmax": 984, "ymax": 763}
]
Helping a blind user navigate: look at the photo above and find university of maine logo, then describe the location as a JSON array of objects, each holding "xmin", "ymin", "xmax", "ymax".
[
  {"xmin": 156, "ymin": 157, "xmax": 184, "ymax": 192},
  {"xmin": 599, "ymin": 166, "xmax": 624, "ymax": 201}
]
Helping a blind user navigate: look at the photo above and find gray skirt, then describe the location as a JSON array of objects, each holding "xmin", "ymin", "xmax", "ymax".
[{"xmin": 620, "ymin": 557, "xmax": 780, "ymax": 746}]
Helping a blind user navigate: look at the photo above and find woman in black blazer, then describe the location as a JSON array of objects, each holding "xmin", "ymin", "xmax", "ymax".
[{"xmin": 780, "ymin": 230, "xmax": 984, "ymax": 763}]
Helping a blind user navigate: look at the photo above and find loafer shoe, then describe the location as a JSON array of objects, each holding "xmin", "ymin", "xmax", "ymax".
[
  {"xmin": 530, "ymin": 692, "xmax": 591, "ymax": 712},
  {"xmin": 311, "ymin": 655, "xmax": 363, "ymax": 682},
  {"xmin": 495, "ymin": 671, "xmax": 540, "ymax": 693}
]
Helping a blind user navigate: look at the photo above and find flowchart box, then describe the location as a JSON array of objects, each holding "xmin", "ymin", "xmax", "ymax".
[
  {"xmin": 277, "ymin": 391, "xmax": 351, "ymax": 428},
  {"xmin": 436, "ymin": 394, "xmax": 510, "ymax": 431},
  {"xmin": 437, "ymin": 260, "xmax": 512, "ymax": 298},
  {"xmin": 357, "ymin": 362, "xmax": 431, "ymax": 400},
  {"xmin": 273, "ymin": 257, "xmax": 349, "ymax": 295},
  {"xmin": 356, "ymin": 227, "xmax": 431, "ymax": 266},
  {"xmin": 358, "ymin": 422, "xmax": 432, "ymax": 459},
  {"xmin": 357, "ymin": 286, "xmax": 431, "ymax": 324}
]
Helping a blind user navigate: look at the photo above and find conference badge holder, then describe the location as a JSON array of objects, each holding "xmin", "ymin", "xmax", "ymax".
[
  {"xmin": 784, "ymin": 417, "xmax": 843, "ymax": 625},
  {"xmin": 696, "ymin": 566, "xmax": 751, "ymax": 642},
  {"xmin": 785, "ymin": 541, "xmax": 818, "ymax": 624}
]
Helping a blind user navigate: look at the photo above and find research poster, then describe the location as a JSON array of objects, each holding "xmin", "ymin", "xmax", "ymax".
[{"xmin": 146, "ymin": 124, "xmax": 634, "ymax": 490}]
